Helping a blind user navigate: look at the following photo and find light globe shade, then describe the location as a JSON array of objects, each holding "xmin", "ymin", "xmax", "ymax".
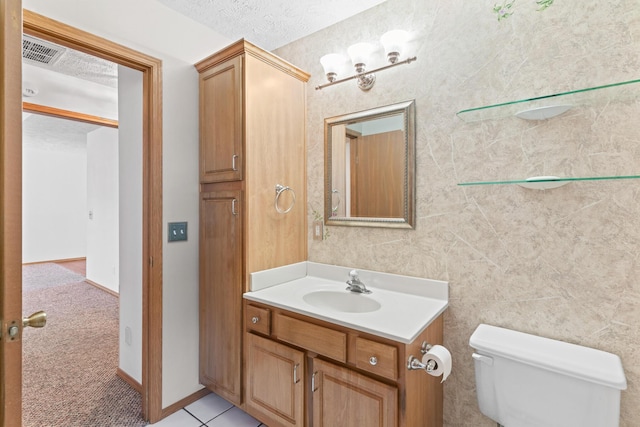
[
  {"xmin": 347, "ymin": 42, "xmax": 375, "ymax": 66},
  {"xmin": 381, "ymin": 30, "xmax": 410, "ymax": 62},
  {"xmin": 320, "ymin": 53, "xmax": 345, "ymax": 76}
]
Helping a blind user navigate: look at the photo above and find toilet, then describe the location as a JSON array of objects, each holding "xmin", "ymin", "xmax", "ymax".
[{"xmin": 469, "ymin": 324, "xmax": 627, "ymax": 427}]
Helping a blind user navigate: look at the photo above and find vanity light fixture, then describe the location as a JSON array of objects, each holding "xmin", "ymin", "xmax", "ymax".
[
  {"xmin": 319, "ymin": 53, "xmax": 344, "ymax": 83},
  {"xmin": 316, "ymin": 29, "xmax": 416, "ymax": 91},
  {"xmin": 347, "ymin": 42, "xmax": 376, "ymax": 91}
]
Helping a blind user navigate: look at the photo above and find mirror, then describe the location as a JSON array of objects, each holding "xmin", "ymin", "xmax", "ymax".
[{"xmin": 324, "ymin": 100, "xmax": 415, "ymax": 228}]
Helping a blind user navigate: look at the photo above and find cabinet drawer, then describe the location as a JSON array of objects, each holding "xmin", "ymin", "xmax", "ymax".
[
  {"xmin": 246, "ymin": 305, "xmax": 271, "ymax": 335},
  {"xmin": 355, "ymin": 337, "xmax": 398, "ymax": 380},
  {"xmin": 273, "ymin": 313, "xmax": 347, "ymax": 363}
]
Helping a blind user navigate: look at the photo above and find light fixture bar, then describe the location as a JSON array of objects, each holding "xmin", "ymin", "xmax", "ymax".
[{"xmin": 315, "ymin": 56, "xmax": 417, "ymax": 90}]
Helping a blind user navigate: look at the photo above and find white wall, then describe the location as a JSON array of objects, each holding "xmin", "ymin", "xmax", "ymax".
[
  {"xmin": 160, "ymin": 60, "xmax": 202, "ymax": 405},
  {"xmin": 22, "ymin": 123, "xmax": 87, "ymax": 263},
  {"xmin": 23, "ymin": 62, "xmax": 117, "ymax": 120},
  {"xmin": 118, "ymin": 65, "xmax": 143, "ymax": 383},
  {"xmin": 86, "ymin": 127, "xmax": 119, "ymax": 292},
  {"xmin": 23, "ymin": 0, "xmax": 232, "ymax": 406}
]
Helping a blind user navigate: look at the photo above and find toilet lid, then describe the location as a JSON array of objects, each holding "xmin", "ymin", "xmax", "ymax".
[{"xmin": 469, "ymin": 324, "xmax": 627, "ymax": 390}]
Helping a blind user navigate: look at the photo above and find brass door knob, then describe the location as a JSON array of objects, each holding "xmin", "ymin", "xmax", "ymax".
[{"xmin": 23, "ymin": 310, "xmax": 47, "ymax": 328}]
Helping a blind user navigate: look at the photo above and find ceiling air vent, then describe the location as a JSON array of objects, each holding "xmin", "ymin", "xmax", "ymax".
[{"xmin": 22, "ymin": 35, "xmax": 65, "ymax": 66}]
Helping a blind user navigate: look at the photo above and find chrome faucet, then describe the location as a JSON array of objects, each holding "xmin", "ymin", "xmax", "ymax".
[{"xmin": 346, "ymin": 270, "xmax": 371, "ymax": 294}]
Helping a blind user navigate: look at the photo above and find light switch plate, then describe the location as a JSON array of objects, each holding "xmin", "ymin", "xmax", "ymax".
[
  {"xmin": 313, "ymin": 220, "xmax": 324, "ymax": 241},
  {"xmin": 168, "ymin": 222, "xmax": 188, "ymax": 242}
]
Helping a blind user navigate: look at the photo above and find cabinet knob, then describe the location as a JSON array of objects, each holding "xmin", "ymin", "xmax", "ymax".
[
  {"xmin": 251, "ymin": 316, "xmax": 259, "ymax": 324},
  {"xmin": 369, "ymin": 356, "xmax": 378, "ymax": 366}
]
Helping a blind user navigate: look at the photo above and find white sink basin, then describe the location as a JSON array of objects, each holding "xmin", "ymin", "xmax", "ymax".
[
  {"xmin": 302, "ymin": 290, "xmax": 381, "ymax": 313},
  {"xmin": 245, "ymin": 262, "xmax": 449, "ymax": 343}
]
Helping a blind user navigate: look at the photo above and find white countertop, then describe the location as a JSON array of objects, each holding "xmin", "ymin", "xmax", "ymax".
[{"xmin": 243, "ymin": 262, "xmax": 448, "ymax": 344}]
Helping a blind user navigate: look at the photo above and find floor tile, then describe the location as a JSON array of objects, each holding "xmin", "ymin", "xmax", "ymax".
[
  {"xmin": 185, "ymin": 392, "xmax": 234, "ymax": 423},
  {"xmin": 147, "ymin": 409, "xmax": 203, "ymax": 426},
  {"xmin": 206, "ymin": 407, "xmax": 262, "ymax": 427}
]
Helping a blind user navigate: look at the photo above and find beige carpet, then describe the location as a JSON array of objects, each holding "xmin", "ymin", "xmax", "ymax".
[
  {"xmin": 22, "ymin": 265, "xmax": 145, "ymax": 427},
  {"xmin": 22, "ymin": 262, "xmax": 86, "ymax": 292}
]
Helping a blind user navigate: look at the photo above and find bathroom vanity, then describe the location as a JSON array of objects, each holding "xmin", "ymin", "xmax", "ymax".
[{"xmin": 243, "ymin": 262, "xmax": 448, "ymax": 427}]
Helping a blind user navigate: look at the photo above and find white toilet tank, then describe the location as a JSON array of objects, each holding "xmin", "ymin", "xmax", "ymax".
[{"xmin": 469, "ymin": 324, "xmax": 627, "ymax": 427}]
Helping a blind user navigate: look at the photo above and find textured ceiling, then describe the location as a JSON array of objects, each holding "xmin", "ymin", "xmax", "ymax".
[
  {"xmin": 22, "ymin": 36, "xmax": 117, "ymax": 139},
  {"xmin": 23, "ymin": 114, "xmax": 101, "ymax": 151},
  {"xmin": 156, "ymin": 0, "xmax": 388, "ymax": 51},
  {"xmin": 23, "ymin": 35, "xmax": 118, "ymax": 89},
  {"xmin": 48, "ymin": 48, "xmax": 117, "ymax": 88}
]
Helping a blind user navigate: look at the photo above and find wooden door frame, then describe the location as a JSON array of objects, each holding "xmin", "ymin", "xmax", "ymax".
[
  {"xmin": 0, "ymin": 1, "xmax": 25, "ymax": 425},
  {"xmin": 1, "ymin": 7, "xmax": 164, "ymax": 424}
]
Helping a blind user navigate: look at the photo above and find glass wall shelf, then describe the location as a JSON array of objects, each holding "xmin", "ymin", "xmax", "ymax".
[
  {"xmin": 456, "ymin": 78, "xmax": 640, "ymax": 122},
  {"xmin": 458, "ymin": 175, "xmax": 640, "ymax": 190}
]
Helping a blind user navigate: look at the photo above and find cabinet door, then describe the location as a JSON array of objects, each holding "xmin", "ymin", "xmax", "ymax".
[
  {"xmin": 313, "ymin": 359, "xmax": 397, "ymax": 427},
  {"xmin": 200, "ymin": 55, "xmax": 243, "ymax": 183},
  {"xmin": 200, "ymin": 190, "xmax": 243, "ymax": 404},
  {"xmin": 245, "ymin": 333, "xmax": 305, "ymax": 427}
]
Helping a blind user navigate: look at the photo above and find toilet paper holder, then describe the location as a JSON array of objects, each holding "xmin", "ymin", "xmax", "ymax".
[{"xmin": 407, "ymin": 341, "xmax": 437, "ymax": 372}]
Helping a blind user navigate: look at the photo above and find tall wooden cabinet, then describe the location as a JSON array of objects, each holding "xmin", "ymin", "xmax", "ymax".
[
  {"xmin": 196, "ymin": 40, "xmax": 309, "ymax": 405},
  {"xmin": 199, "ymin": 190, "xmax": 243, "ymax": 402},
  {"xmin": 199, "ymin": 55, "xmax": 243, "ymax": 183}
]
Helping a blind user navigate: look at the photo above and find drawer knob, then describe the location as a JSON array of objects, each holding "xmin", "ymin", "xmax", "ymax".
[
  {"xmin": 251, "ymin": 316, "xmax": 259, "ymax": 324},
  {"xmin": 369, "ymin": 356, "xmax": 378, "ymax": 366}
]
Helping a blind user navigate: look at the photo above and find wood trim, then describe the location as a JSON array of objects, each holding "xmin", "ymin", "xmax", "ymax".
[
  {"xmin": 194, "ymin": 39, "xmax": 244, "ymax": 72},
  {"xmin": 1, "ymin": 1, "xmax": 25, "ymax": 426},
  {"xmin": 117, "ymin": 367, "xmax": 142, "ymax": 393},
  {"xmin": 23, "ymin": 11, "xmax": 160, "ymax": 71},
  {"xmin": 160, "ymin": 388, "xmax": 211, "ymax": 420},
  {"xmin": 194, "ymin": 39, "xmax": 310, "ymax": 82},
  {"xmin": 22, "ymin": 257, "xmax": 86, "ymax": 266},
  {"xmin": 346, "ymin": 128, "xmax": 361, "ymax": 138},
  {"xmin": 22, "ymin": 10, "xmax": 164, "ymax": 423},
  {"xmin": 85, "ymin": 279, "xmax": 119, "ymax": 298},
  {"xmin": 143, "ymin": 37, "xmax": 164, "ymax": 425},
  {"xmin": 23, "ymin": 102, "xmax": 118, "ymax": 128}
]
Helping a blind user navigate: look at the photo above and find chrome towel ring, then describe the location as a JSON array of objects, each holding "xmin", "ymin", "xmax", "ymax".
[
  {"xmin": 275, "ymin": 184, "xmax": 296, "ymax": 214},
  {"xmin": 331, "ymin": 189, "xmax": 341, "ymax": 214}
]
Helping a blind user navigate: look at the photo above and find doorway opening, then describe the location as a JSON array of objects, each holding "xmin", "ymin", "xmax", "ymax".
[
  {"xmin": 22, "ymin": 10, "xmax": 163, "ymax": 422},
  {"xmin": 21, "ymin": 93, "xmax": 135, "ymax": 422}
]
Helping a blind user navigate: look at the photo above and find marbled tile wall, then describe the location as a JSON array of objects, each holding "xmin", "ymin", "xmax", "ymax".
[{"xmin": 275, "ymin": 0, "xmax": 640, "ymax": 425}]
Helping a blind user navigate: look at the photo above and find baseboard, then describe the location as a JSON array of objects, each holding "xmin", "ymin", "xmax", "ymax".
[
  {"xmin": 116, "ymin": 368, "xmax": 142, "ymax": 393},
  {"xmin": 160, "ymin": 388, "xmax": 211, "ymax": 420},
  {"xmin": 22, "ymin": 257, "xmax": 86, "ymax": 265},
  {"xmin": 85, "ymin": 279, "xmax": 119, "ymax": 297}
]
